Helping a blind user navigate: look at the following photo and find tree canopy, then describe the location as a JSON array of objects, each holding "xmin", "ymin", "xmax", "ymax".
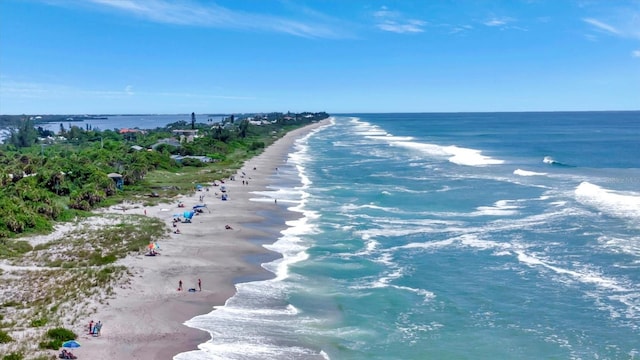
[{"xmin": 0, "ymin": 111, "xmax": 329, "ymax": 238}]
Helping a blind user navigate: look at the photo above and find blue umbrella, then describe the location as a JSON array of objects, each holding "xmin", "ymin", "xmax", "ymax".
[{"xmin": 62, "ymin": 340, "xmax": 81, "ymax": 348}]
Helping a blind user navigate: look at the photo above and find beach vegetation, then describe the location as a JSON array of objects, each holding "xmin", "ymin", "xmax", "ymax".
[
  {"xmin": 39, "ymin": 327, "xmax": 76, "ymax": 349},
  {"xmin": 45, "ymin": 327, "xmax": 76, "ymax": 341},
  {"xmin": 29, "ymin": 317, "xmax": 48, "ymax": 327},
  {"xmin": 0, "ymin": 329, "xmax": 12, "ymax": 343},
  {"xmin": 2, "ymin": 352, "xmax": 23, "ymax": 360}
]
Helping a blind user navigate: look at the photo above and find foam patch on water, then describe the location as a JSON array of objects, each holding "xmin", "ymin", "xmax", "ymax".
[
  {"xmin": 515, "ymin": 250, "xmax": 629, "ymax": 292},
  {"xmin": 575, "ymin": 182, "xmax": 640, "ymax": 222},
  {"xmin": 473, "ymin": 199, "xmax": 521, "ymax": 216},
  {"xmin": 514, "ymin": 168, "xmax": 548, "ymax": 176}
]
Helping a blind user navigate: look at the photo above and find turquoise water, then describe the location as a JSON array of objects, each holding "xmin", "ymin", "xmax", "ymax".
[{"xmin": 179, "ymin": 112, "xmax": 640, "ymax": 360}]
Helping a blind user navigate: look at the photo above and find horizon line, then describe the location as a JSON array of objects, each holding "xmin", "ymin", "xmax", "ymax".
[{"xmin": 2, "ymin": 109, "xmax": 640, "ymax": 117}]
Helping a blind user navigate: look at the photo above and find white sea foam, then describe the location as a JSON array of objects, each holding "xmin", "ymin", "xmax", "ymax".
[
  {"xmin": 597, "ymin": 235, "xmax": 640, "ymax": 257},
  {"xmin": 341, "ymin": 203, "xmax": 400, "ymax": 213},
  {"xmin": 473, "ymin": 199, "xmax": 521, "ymax": 216},
  {"xmin": 398, "ymin": 238, "xmax": 456, "ymax": 250},
  {"xmin": 179, "ymin": 342, "xmax": 324, "ymax": 360},
  {"xmin": 391, "ymin": 285, "xmax": 436, "ymax": 302},
  {"xmin": 514, "ymin": 168, "xmax": 548, "ymax": 176},
  {"xmin": 350, "ymin": 117, "xmax": 504, "ymax": 166},
  {"xmin": 575, "ymin": 182, "xmax": 640, "ymax": 222},
  {"xmin": 443, "ymin": 145, "xmax": 505, "ymax": 166},
  {"xmin": 515, "ymin": 250, "xmax": 629, "ymax": 292}
]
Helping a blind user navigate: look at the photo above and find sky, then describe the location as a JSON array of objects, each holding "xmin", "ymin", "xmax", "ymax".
[{"xmin": 0, "ymin": 0, "xmax": 639, "ymax": 114}]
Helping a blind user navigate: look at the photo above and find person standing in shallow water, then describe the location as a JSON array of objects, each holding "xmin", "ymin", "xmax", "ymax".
[
  {"xmin": 178, "ymin": 280, "xmax": 182, "ymax": 291},
  {"xmin": 198, "ymin": 278, "xmax": 202, "ymax": 291}
]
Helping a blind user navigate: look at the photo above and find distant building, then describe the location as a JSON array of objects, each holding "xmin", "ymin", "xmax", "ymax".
[
  {"xmin": 170, "ymin": 155, "xmax": 214, "ymax": 163},
  {"xmin": 151, "ymin": 138, "xmax": 181, "ymax": 149},
  {"xmin": 119, "ymin": 128, "xmax": 146, "ymax": 135},
  {"xmin": 172, "ymin": 129, "xmax": 199, "ymax": 143}
]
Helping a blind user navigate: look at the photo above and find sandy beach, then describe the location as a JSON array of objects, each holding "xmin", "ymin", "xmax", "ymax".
[{"xmin": 62, "ymin": 119, "xmax": 329, "ymax": 359}]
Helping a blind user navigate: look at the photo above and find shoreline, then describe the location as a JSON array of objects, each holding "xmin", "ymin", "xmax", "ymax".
[{"xmin": 72, "ymin": 119, "xmax": 330, "ymax": 359}]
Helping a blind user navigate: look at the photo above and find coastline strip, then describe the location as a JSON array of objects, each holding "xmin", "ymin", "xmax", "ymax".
[{"xmin": 73, "ymin": 119, "xmax": 330, "ymax": 359}]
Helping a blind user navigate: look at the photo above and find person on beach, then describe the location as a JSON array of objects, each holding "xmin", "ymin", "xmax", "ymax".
[
  {"xmin": 198, "ymin": 278, "xmax": 202, "ymax": 291},
  {"xmin": 178, "ymin": 280, "xmax": 183, "ymax": 291},
  {"xmin": 88, "ymin": 320, "xmax": 93, "ymax": 334}
]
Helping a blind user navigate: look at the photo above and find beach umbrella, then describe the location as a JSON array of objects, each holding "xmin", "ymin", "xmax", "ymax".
[{"xmin": 62, "ymin": 340, "xmax": 81, "ymax": 348}]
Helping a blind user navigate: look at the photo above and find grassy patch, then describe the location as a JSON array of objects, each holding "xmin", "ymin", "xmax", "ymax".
[
  {"xmin": 0, "ymin": 329, "xmax": 12, "ymax": 343},
  {"xmin": 29, "ymin": 317, "xmax": 48, "ymax": 327},
  {"xmin": 0, "ymin": 239, "xmax": 33, "ymax": 259}
]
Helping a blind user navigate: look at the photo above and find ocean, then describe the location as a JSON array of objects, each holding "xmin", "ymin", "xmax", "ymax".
[{"xmin": 172, "ymin": 112, "xmax": 640, "ymax": 360}]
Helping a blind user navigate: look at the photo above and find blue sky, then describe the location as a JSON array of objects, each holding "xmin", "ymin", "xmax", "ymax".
[{"xmin": 0, "ymin": 0, "xmax": 638, "ymax": 114}]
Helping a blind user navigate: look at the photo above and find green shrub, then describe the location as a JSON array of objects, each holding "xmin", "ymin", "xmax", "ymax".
[
  {"xmin": 2, "ymin": 352, "xmax": 23, "ymax": 360},
  {"xmin": 30, "ymin": 317, "xmax": 48, "ymax": 327},
  {"xmin": 96, "ymin": 266, "xmax": 117, "ymax": 284},
  {"xmin": 38, "ymin": 339, "xmax": 61, "ymax": 350},
  {"xmin": 249, "ymin": 141, "xmax": 265, "ymax": 151},
  {"xmin": 1, "ymin": 300, "xmax": 20, "ymax": 308},
  {"xmin": 90, "ymin": 253, "xmax": 117, "ymax": 265},
  {"xmin": 46, "ymin": 327, "xmax": 76, "ymax": 341},
  {"xmin": 0, "ymin": 329, "xmax": 13, "ymax": 343}
]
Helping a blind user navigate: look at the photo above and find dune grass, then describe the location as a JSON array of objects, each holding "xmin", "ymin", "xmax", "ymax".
[{"xmin": 0, "ymin": 214, "xmax": 165, "ymax": 358}]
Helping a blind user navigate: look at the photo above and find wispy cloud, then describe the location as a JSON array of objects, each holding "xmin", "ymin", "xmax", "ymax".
[
  {"xmin": 481, "ymin": 16, "xmax": 526, "ymax": 31},
  {"xmin": 583, "ymin": 18, "xmax": 621, "ymax": 35},
  {"xmin": 0, "ymin": 79, "xmax": 253, "ymax": 101},
  {"xmin": 373, "ymin": 6, "xmax": 426, "ymax": 34},
  {"xmin": 483, "ymin": 17, "xmax": 514, "ymax": 27},
  {"xmin": 60, "ymin": 0, "xmax": 348, "ymax": 38},
  {"xmin": 632, "ymin": 50, "xmax": 640, "ymax": 58},
  {"xmin": 580, "ymin": 2, "xmax": 640, "ymax": 41}
]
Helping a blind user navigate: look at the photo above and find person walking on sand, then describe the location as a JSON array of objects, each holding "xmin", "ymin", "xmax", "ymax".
[
  {"xmin": 198, "ymin": 278, "xmax": 202, "ymax": 291},
  {"xmin": 178, "ymin": 280, "xmax": 183, "ymax": 291}
]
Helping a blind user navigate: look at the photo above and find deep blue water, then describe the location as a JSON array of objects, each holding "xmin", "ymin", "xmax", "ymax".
[{"xmin": 176, "ymin": 112, "xmax": 640, "ymax": 360}]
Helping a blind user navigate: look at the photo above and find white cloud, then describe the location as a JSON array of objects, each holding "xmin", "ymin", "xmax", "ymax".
[
  {"xmin": 79, "ymin": 0, "xmax": 346, "ymax": 38},
  {"xmin": 583, "ymin": 18, "xmax": 621, "ymax": 35},
  {"xmin": 484, "ymin": 17, "xmax": 510, "ymax": 27},
  {"xmin": 125, "ymin": 85, "xmax": 134, "ymax": 95},
  {"xmin": 482, "ymin": 17, "xmax": 522, "ymax": 30},
  {"xmin": 632, "ymin": 50, "xmax": 640, "ymax": 58},
  {"xmin": 377, "ymin": 20, "xmax": 426, "ymax": 34},
  {"xmin": 373, "ymin": 6, "xmax": 398, "ymax": 19},
  {"xmin": 373, "ymin": 6, "xmax": 426, "ymax": 34}
]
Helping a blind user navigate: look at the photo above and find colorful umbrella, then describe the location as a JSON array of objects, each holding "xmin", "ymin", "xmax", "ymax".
[{"xmin": 62, "ymin": 340, "xmax": 81, "ymax": 348}]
